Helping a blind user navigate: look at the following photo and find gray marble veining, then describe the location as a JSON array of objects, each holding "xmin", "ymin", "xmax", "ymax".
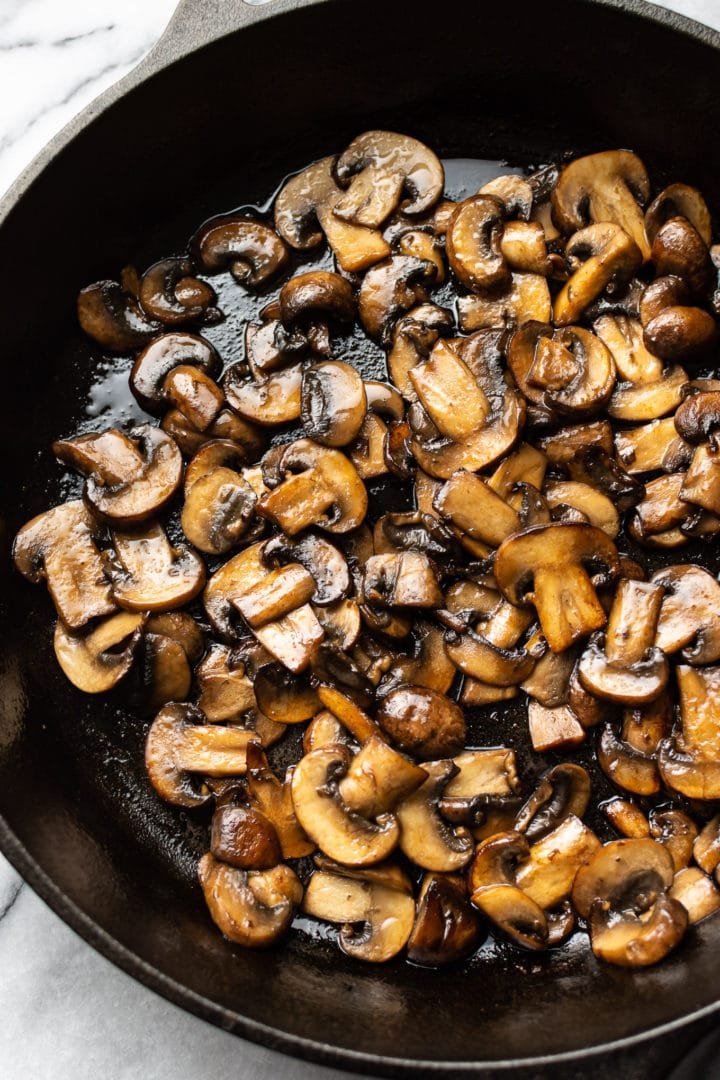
[{"xmin": 2, "ymin": 1, "xmax": 720, "ymax": 1078}]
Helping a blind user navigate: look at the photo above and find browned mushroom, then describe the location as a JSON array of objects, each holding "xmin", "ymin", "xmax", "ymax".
[
  {"xmin": 77, "ymin": 277, "xmax": 161, "ymax": 351},
  {"xmin": 300, "ymin": 361, "xmax": 367, "ymax": 447},
  {"xmin": 406, "ymin": 873, "xmax": 483, "ymax": 966},
  {"xmin": 507, "ymin": 322, "xmax": 616, "ymax": 416},
  {"xmin": 554, "ymin": 224, "xmax": 643, "ymax": 326},
  {"xmin": 54, "ymin": 611, "xmax": 144, "ymax": 693},
  {"xmin": 139, "ymin": 257, "xmax": 216, "ymax": 326},
  {"xmin": 130, "ymin": 331, "xmax": 220, "ymax": 413},
  {"xmin": 377, "ymin": 686, "xmax": 466, "ymax": 760},
  {"xmin": 106, "ymin": 523, "xmax": 205, "ymax": 611},
  {"xmin": 191, "ymin": 215, "xmax": 289, "ymax": 285},
  {"xmin": 199, "ymin": 854, "xmax": 302, "ymax": 948},
  {"xmin": 358, "ymin": 255, "xmax": 437, "ymax": 343},
  {"xmin": 334, "ymin": 131, "xmax": 444, "ymax": 227}
]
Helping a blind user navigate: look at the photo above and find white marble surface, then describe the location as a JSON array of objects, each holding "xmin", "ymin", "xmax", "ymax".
[{"xmin": 2, "ymin": 1, "xmax": 720, "ymax": 1078}]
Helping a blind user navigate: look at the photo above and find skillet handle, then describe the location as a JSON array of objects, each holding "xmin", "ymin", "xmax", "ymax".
[{"xmin": 143, "ymin": 0, "xmax": 322, "ymax": 72}]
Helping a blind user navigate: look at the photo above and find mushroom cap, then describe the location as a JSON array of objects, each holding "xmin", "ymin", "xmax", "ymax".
[
  {"xmin": 334, "ymin": 130, "xmax": 444, "ymax": 226},
  {"xmin": 181, "ymin": 467, "xmax": 257, "ymax": 555},
  {"xmin": 139, "ymin": 257, "xmax": 215, "ymax": 326},
  {"xmin": 199, "ymin": 854, "xmax": 302, "ymax": 948},
  {"xmin": 645, "ymin": 183, "xmax": 713, "ymax": 247},
  {"xmin": 130, "ymin": 332, "xmax": 220, "ymax": 413},
  {"xmin": 302, "ymin": 867, "xmax": 415, "ymax": 962},
  {"xmin": 396, "ymin": 759, "xmax": 474, "ymax": 872},
  {"xmin": 407, "ymin": 874, "xmax": 483, "ymax": 967},
  {"xmin": 551, "ymin": 150, "xmax": 650, "ymax": 258},
  {"xmin": 210, "ymin": 804, "xmax": 282, "ymax": 870},
  {"xmin": 77, "ymin": 278, "xmax": 161, "ymax": 351},
  {"xmin": 191, "ymin": 215, "xmax": 289, "ymax": 285},
  {"xmin": 572, "ymin": 837, "xmax": 675, "ymax": 918},
  {"xmin": 446, "ymin": 194, "xmax": 509, "ymax": 292},
  {"xmin": 265, "ymin": 438, "xmax": 368, "ymax": 534},
  {"xmin": 674, "ymin": 390, "xmax": 720, "ymax": 444},
  {"xmin": 301, "ymin": 360, "xmax": 367, "ymax": 447},
  {"xmin": 279, "ymin": 270, "xmax": 355, "ymax": 329},
  {"xmin": 54, "ymin": 612, "xmax": 143, "ymax": 693},
  {"xmin": 494, "ymin": 522, "xmax": 619, "ymax": 606},
  {"xmin": 377, "ymin": 686, "xmax": 465, "ymax": 760},
  {"xmin": 108, "ymin": 523, "xmax": 206, "ymax": 611},
  {"xmin": 577, "ymin": 637, "xmax": 669, "ymax": 705},
  {"xmin": 290, "ymin": 744, "xmax": 400, "ymax": 866},
  {"xmin": 358, "ymin": 255, "xmax": 437, "ymax": 343},
  {"xmin": 223, "ymin": 363, "xmax": 303, "ymax": 427},
  {"xmin": 651, "ymin": 564, "xmax": 720, "ymax": 665}
]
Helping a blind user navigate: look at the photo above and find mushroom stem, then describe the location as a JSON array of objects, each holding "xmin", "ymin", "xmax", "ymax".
[
  {"xmin": 605, "ymin": 580, "xmax": 664, "ymax": 664},
  {"xmin": 532, "ymin": 563, "xmax": 607, "ymax": 653}
]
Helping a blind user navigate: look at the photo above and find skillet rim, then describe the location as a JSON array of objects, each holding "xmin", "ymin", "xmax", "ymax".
[{"xmin": 1, "ymin": 0, "xmax": 720, "ymax": 1073}]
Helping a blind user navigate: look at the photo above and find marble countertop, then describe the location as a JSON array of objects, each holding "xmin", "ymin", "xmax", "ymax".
[{"xmin": 2, "ymin": 1, "xmax": 720, "ymax": 1078}]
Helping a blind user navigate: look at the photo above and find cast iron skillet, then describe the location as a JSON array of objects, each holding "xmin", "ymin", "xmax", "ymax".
[{"xmin": 2, "ymin": 0, "xmax": 720, "ymax": 1074}]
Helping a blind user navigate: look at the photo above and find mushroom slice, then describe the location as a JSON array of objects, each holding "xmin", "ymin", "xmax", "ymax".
[
  {"xmin": 162, "ymin": 365, "xmax": 224, "ymax": 432},
  {"xmin": 107, "ymin": 523, "xmax": 205, "ymax": 611},
  {"xmin": 397, "ymin": 760, "xmax": 474, "ymax": 872},
  {"xmin": 304, "ymin": 711, "xmax": 351, "ymax": 753},
  {"xmin": 196, "ymin": 644, "xmax": 257, "ymax": 723},
  {"xmin": 545, "ymin": 482, "xmax": 619, "ymax": 538},
  {"xmin": 246, "ymin": 742, "xmax": 315, "ymax": 859},
  {"xmin": 494, "ymin": 523, "xmax": 619, "ymax": 653},
  {"xmin": 130, "ymin": 332, "xmax": 220, "ymax": 412},
  {"xmin": 363, "ymin": 553, "xmax": 442, "ymax": 609},
  {"xmin": 12, "ymin": 499, "xmax": 115, "ymax": 630},
  {"xmin": 204, "ymin": 542, "xmax": 266, "ymax": 641},
  {"xmin": 138, "ymin": 257, "xmax": 215, "ymax": 326},
  {"xmin": 509, "ymin": 322, "xmax": 616, "ymax": 416},
  {"xmin": 669, "ymin": 867, "xmax": 720, "ymax": 925},
  {"xmin": 554, "ymin": 224, "xmax": 643, "ymax": 326},
  {"xmin": 378, "ymin": 621, "xmax": 455, "ymax": 696},
  {"xmin": 54, "ymin": 612, "xmax": 143, "ymax": 693},
  {"xmin": 627, "ymin": 473, "xmax": 694, "ymax": 548},
  {"xmin": 359, "ymin": 255, "xmax": 437, "ymax": 343},
  {"xmin": 446, "ymin": 195, "xmax": 509, "ymax": 291},
  {"xmin": 434, "ymin": 469, "xmax": 519, "ymax": 546},
  {"xmin": 651, "ymin": 565, "xmax": 720, "ymax": 665},
  {"xmin": 693, "ymin": 815, "xmax": 720, "ymax": 876},
  {"xmin": 232, "ymin": 563, "xmax": 316, "ymax": 629},
  {"xmin": 520, "ymin": 631, "xmax": 577, "ymax": 707},
  {"xmin": 527, "ymin": 702, "xmax": 585, "ymax": 752},
  {"xmin": 407, "ymin": 873, "xmax": 483, "ymax": 967},
  {"xmin": 54, "ymin": 425, "xmax": 182, "ymax": 526},
  {"xmin": 651, "ymin": 217, "xmax": 714, "ymax": 296},
  {"xmin": 290, "ymin": 744, "xmax": 399, "ymax": 866},
  {"xmin": 536, "ymin": 420, "xmax": 613, "ymax": 465},
  {"xmin": 252, "ymin": 664, "xmax": 319, "ymax": 724},
  {"xmin": 409, "ymin": 339, "xmax": 492, "ymax": 442},
  {"xmin": 681, "ymin": 443, "xmax": 720, "ymax": 516},
  {"xmin": 184, "ymin": 440, "xmax": 252, "ymax": 493},
  {"xmin": 472, "ymin": 883, "xmax": 549, "ymax": 950},
  {"xmin": 444, "ymin": 629, "xmax": 534, "ymax": 688},
  {"xmin": 388, "ymin": 303, "xmax": 454, "ymax": 400},
  {"xmin": 334, "ymin": 131, "xmax": 444, "ymax": 227},
  {"xmin": 645, "ymin": 183, "xmax": 713, "ymax": 247},
  {"xmin": 649, "ymin": 809, "xmax": 697, "ymax": 872},
  {"xmin": 223, "ymin": 363, "xmax": 303, "ymax": 427},
  {"xmin": 572, "ymin": 839, "xmax": 687, "ymax": 968},
  {"xmin": 514, "ymin": 815, "xmax": 601, "ymax": 911},
  {"xmin": 302, "ymin": 867, "xmax": 415, "ymax": 962},
  {"xmin": 301, "ymin": 361, "xmax": 367, "ymax": 448},
  {"xmin": 315, "ymin": 685, "xmax": 382, "ymax": 746},
  {"xmin": 608, "ymin": 367, "xmax": 688, "ymax": 423},
  {"xmin": 673, "ymin": 664, "xmax": 720, "ymax": 762},
  {"xmin": 615, "ymin": 417, "xmax": 692, "ymax": 475},
  {"xmin": 274, "ymin": 156, "xmax": 390, "ymax": 273},
  {"xmin": 489, "ymin": 442, "xmax": 548, "ymax": 500},
  {"xmin": 181, "ymin": 467, "xmax": 257, "ymax": 555},
  {"xmin": 551, "ymin": 150, "xmax": 651, "ymax": 258},
  {"xmin": 603, "ymin": 798, "xmax": 650, "ymax": 839},
  {"xmin": 199, "ymin": 855, "xmax": 302, "ymax": 948},
  {"xmin": 262, "ymin": 532, "xmax": 350, "ymax": 606},
  {"xmin": 480, "ymin": 174, "xmax": 534, "ymax": 220},
  {"xmin": 279, "ymin": 271, "xmax": 355, "ymax": 345},
  {"xmin": 349, "ymin": 413, "xmax": 389, "ymax": 480},
  {"xmin": 445, "ymin": 749, "xmax": 520, "ymax": 803},
  {"xmin": 597, "ymin": 724, "xmax": 661, "ymax": 797},
  {"xmin": 577, "ymin": 580, "xmax": 668, "ymax": 705},
  {"xmin": 191, "ymin": 215, "xmax": 289, "ymax": 285},
  {"xmin": 77, "ymin": 277, "xmax": 161, "ymax": 350},
  {"xmin": 457, "ymin": 271, "xmax": 551, "ymax": 332},
  {"xmin": 377, "ymin": 687, "xmax": 466, "ymax": 760},
  {"xmin": 210, "ymin": 803, "xmax": 282, "ymax": 870},
  {"xmin": 258, "ymin": 439, "xmax": 368, "ymax": 535},
  {"xmin": 145, "ymin": 704, "xmax": 259, "ymax": 807},
  {"xmin": 515, "ymin": 763, "xmax": 591, "ymax": 842},
  {"xmin": 162, "ymin": 406, "xmax": 266, "ymax": 460},
  {"xmin": 338, "ymin": 735, "xmax": 428, "ymax": 818},
  {"xmin": 246, "ymin": 603, "xmax": 324, "ymax": 675}
]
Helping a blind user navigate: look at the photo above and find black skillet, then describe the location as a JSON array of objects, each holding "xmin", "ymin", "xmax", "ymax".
[{"xmin": 2, "ymin": 0, "xmax": 720, "ymax": 1075}]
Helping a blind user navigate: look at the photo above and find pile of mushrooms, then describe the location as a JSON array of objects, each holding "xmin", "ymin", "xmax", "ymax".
[{"xmin": 14, "ymin": 134, "xmax": 720, "ymax": 969}]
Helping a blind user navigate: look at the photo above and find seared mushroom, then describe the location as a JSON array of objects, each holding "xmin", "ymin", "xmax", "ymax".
[
  {"xmin": 406, "ymin": 873, "xmax": 483, "ymax": 966},
  {"xmin": 337, "ymin": 735, "xmax": 428, "ymax": 817},
  {"xmin": 302, "ymin": 862, "xmax": 415, "ymax": 962},
  {"xmin": 388, "ymin": 303, "xmax": 454, "ymax": 401},
  {"xmin": 12, "ymin": 500, "xmax": 115, "ymax": 630},
  {"xmin": 258, "ymin": 439, "xmax": 368, "ymax": 535},
  {"xmin": 446, "ymin": 195, "xmax": 509, "ymax": 291},
  {"xmin": 652, "ymin": 564, "xmax": 720, "ymax": 665},
  {"xmin": 191, "ymin": 215, "xmax": 289, "ymax": 285},
  {"xmin": 507, "ymin": 322, "xmax": 616, "ymax": 416},
  {"xmin": 377, "ymin": 686, "xmax": 466, "ymax": 760},
  {"xmin": 572, "ymin": 839, "xmax": 687, "ymax": 967},
  {"xmin": 457, "ymin": 271, "xmax": 551, "ymax": 332},
  {"xmin": 161, "ymin": 365, "xmax": 224, "ymax": 432},
  {"xmin": 199, "ymin": 854, "xmax": 302, "ymax": 948},
  {"xmin": 106, "ymin": 523, "xmax": 205, "ymax": 611},
  {"xmin": 396, "ymin": 760, "xmax": 474, "ymax": 872},
  {"xmin": 181, "ymin": 467, "xmax": 257, "ymax": 555},
  {"xmin": 54, "ymin": 611, "xmax": 143, "ymax": 693},
  {"xmin": 554, "ymin": 224, "xmax": 643, "ymax": 327},
  {"xmin": 138, "ymin": 257, "xmax": 215, "ymax": 326},
  {"xmin": 516, "ymin": 763, "xmax": 591, "ymax": 842},
  {"xmin": 290, "ymin": 744, "xmax": 400, "ymax": 866},
  {"xmin": 301, "ymin": 361, "xmax": 367, "ymax": 447},
  {"xmin": 645, "ymin": 183, "xmax": 713, "ymax": 247},
  {"xmin": 223, "ymin": 362, "xmax": 303, "ymax": 427},
  {"xmin": 409, "ymin": 340, "xmax": 493, "ymax": 442},
  {"xmin": 494, "ymin": 522, "xmax": 619, "ymax": 652},
  {"xmin": 651, "ymin": 216, "xmax": 714, "ymax": 296},
  {"xmin": 334, "ymin": 130, "xmax": 444, "ymax": 227},
  {"xmin": 363, "ymin": 553, "xmax": 442, "ymax": 609},
  {"xmin": 210, "ymin": 803, "xmax": 282, "ymax": 870},
  {"xmin": 527, "ymin": 702, "xmax": 585, "ymax": 752},
  {"xmin": 693, "ymin": 815, "xmax": 720, "ymax": 876},
  {"xmin": 359, "ymin": 255, "xmax": 437, "ymax": 343},
  {"xmin": 54, "ymin": 425, "xmax": 182, "ymax": 526},
  {"xmin": 274, "ymin": 156, "xmax": 390, "ymax": 273},
  {"xmin": 669, "ymin": 867, "xmax": 720, "ymax": 925},
  {"xmin": 245, "ymin": 742, "xmax": 315, "ymax": 859},
  {"xmin": 577, "ymin": 579, "xmax": 668, "ymax": 704},
  {"xmin": 196, "ymin": 644, "xmax": 257, "ymax": 723},
  {"xmin": 145, "ymin": 703, "xmax": 259, "ymax": 807},
  {"xmin": 77, "ymin": 277, "xmax": 161, "ymax": 350},
  {"xmin": 603, "ymin": 797, "xmax": 650, "ymax": 839},
  {"xmin": 130, "ymin": 331, "xmax": 220, "ymax": 413},
  {"xmin": 551, "ymin": 150, "xmax": 650, "ymax": 258}
]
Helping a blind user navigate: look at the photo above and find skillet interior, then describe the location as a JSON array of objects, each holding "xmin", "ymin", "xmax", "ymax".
[{"xmin": 2, "ymin": 0, "xmax": 720, "ymax": 1071}]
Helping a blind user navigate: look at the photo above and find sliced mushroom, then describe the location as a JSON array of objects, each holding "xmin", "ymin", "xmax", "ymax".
[
  {"xmin": 337, "ymin": 735, "xmax": 428, "ymax": 818},
  {"xmin": 446, "ymin": 194, "xmax": 509, "ymax": 291},
  {"xmin": 196, "ymin": 644, "xmax": 257, "ymax": 723},
  {"xmin": 669, "ymin": 867, "xmax": 720, "ymax": 925},
  {"xmin": 290, "ymin": 744, "xmax": 399, "ymax": 866},
  {"xmin": 54, "ymin": 425, "xmax": 182, "ymax": 526},
  {"xmin": 191, "ymin": 215, "xmax": 289, "ymax": 285},
  {"xmin": 130, "ymin": 332, "xmax": 220, "ymax": 413},
  {"xmin": 258, "ymin": 439, "xmax": 367, "ymax": 535},
  {"xmin": 204, "ymin": 542, "xmax": 266, "ymax": 641},
  {"xmin": 554, "ymin": 224, "xmax": 643, "ymax": 327},
  {"xmin": 536, "ymin": 419, "xmax": 613, "ymax": 465},
  {"xmin": 161, "ymin": 405, "xmax": 266, "ymax": 460},
  {"xmin": 693, "ymin": 815, "xmax": 720, "ymax": 876},
  {"xmin": 627, "ymin": 473, "xmax": 694, "ymax": 548},
  {"xmin": 407, "ymin": 873, "xmax": 483, "ymax": 967},
  {"xmin": 181, "ymin": 467, "xmax": 257, "ymax": 555},
  {"xmin": 388, "ymin": 303, "xmax": 454, "ymax": 401},
  {"xmin": 199, "ymin": 854, "xmax": 302, "ymax": 948},
  {"xmin": 232, "ymin": 563, "xmax": 316, "ymax": 629},
  {"xmin": 378, "ymin": 620, "xmax": 455, "ymax": 696},
  {"xmin": 145, "ymin": 703, "xmax": 259, "ymax": 807},
  {"xmin": 434, "ymin": 468, "xmax": 519, "ymax": 546},
  {"xmin": 597, "ymin": 723, "xmax": 661, "ymax": 797},
  {"xmin": 54, "ymin": 611, "xmax": 143, "ymax": 693},
  {"xmin": 577, "ymin": 579, "xmax": 668, "ymax": 704},
  {"xmin": 514, "ymin": 815, "xmax": 601, "ymax": 911},
  {"xmin": 274, "ymin": 156, "xmax": 390, "ymax": 273},
  {"xmin": 614, "ymin": 416, "xmax": 692, "ymax": 475},
  {"xmin": 210, "ymin": 803, "xmax": 282, "ymax": 870},
  {"xmin": 359, "ymin": 255, "xmax": 437, "ymax": 343},
  {"xmin": 223, "ymin": 363, "xmax": 303, "ymax": 427},
  {"xmin": 457, "ymin": 271, "xmax": 551, "ymax": 333},
  {"xmin": 494, "ymin": 522, "xmax": 619, "ymax": 653},
  {"xmin": 645, "ymin": 183, "xmax": 713, "ymax": 248},
  {"xmin": 572, "ymin": 838, "xmax": 687, "ymax": 967},
  {"xmin": 507, "ymin": 322, "xmax": 616, "ymax": 416},
  {"xmin": 516, "ymin": 763, "xmax": 591, "ymax": 842},
  {"xmin": 409, "ymin": 339, "xmax": 494, "ymax": 442},
  {"xmin": 396, "ymin": 759, "xmax": 474, "ymax": 872},
  {"xmin": 106, "ymin": 523, "xmax": 205, "ymax": 611},
  {"xmin": 377, "ymin": 687, "xmax": 466, "ymax": 760},
  {"xmin": 334, "ymin": 131, "xmax": 444, "ymax": 227},
  {"xmin": 301, "ymin": 361, "xmax": 367, "ymax": 447},
  {"xmin": 139, "ymin": 257, "xmax": 215, "ymax": 326},
  {"xmin": 651, "ymin": 217, "xmax": 714, "ymax": 296},
  {"xmin": 651, "ymin": 565, "xmax": 720, "ymax": 666},
  {"xmin": 649, "ymin": 809, "xmax": 697, "ymax": 872},
  {"xmin": 302, "ymin": 865, "xmax": 415, "ymax": 962},
  {"xmin": 545, "ymin": 481, "xmax": 619, "ymax": 538},
  {"xmin": 279, "ymin": 271, "xmax": 355, "ymax": 347},
  {"xmin": 77, "ymin": 278, "xmax": 161, "ymax": 351},
  {"xmin": 603, "ymin": 797, "xmax": 650, "ymax": 839},
  {"xmin": 527, "ymin": 702, "xmax": 585, "ymax": 752},
  {"xmin": 363, "ymin": 553, "xmax": 442, "ymax": 609},
  {"xmin": 162, "ymin": 364, "xmax": 224, "ymax": 432},
  {"xmin": 245, "ymin": 742, "xmax": 315, "ymax": 859},
  {"xmin": 12, "ymin": 499, "xmax": 116, "ymax": 630},
  {"xmin": 551, "ymin": 150, "xmax": 651, "ymax": 258}
]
